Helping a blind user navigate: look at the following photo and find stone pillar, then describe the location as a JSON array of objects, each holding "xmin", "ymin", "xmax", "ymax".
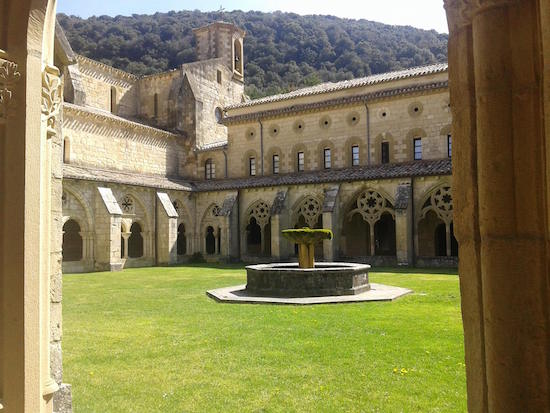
[
  {"xmin": 156, "ymin": 192, "xmax": 178, "ymax": 265},
  {"xmin": 121, "ymin": 233, "xmax": 130, "ymax": 259},
  {"xmin": 369, "ymin": 225, "xmax": 375, "ymax": 256},
  {"xmin": 322, "ymin": 185, "xmax": 340, "ymax": 261},
  {"xmin": 260, "ymin": 226, "xmax": 266, "ymax": 255},
  {"xmin": 321, "ymin": 212, "xmax": 334, "ymax": 261},
  {"xmin": 395, "ymin": 183, "xmax": 413, "ymax": 266},
  {"xmin": 0, "ymin": 1, "xmax": 66, "ymax": 411},
  {"xmin": 445, "ymin": 223, "xmax": 451, "ymax": 257},
  {"xmin": 270, "ymin": 215, "xmax": 281, "ymax": 260},
  {"xmin": 95, "ymin": 187, "xmax": 123, "ymax": 271},
  {"xmin": 445, "ymin": 1, "xmax": 550, "ymax": 411}
]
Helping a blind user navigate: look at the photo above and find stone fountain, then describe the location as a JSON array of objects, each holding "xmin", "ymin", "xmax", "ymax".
[
  {"xmin": 246, "ymin": 228, "xmax": 371, "ymax": 297},
  {"xmin": 207, "ymin": 228, "xmax": 411, "ymax": 304}
]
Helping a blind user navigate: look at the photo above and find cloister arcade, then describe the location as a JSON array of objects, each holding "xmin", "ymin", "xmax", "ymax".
[{"xmin": 59, "ymin": 180, "xmax": 457, "ymax": 272}]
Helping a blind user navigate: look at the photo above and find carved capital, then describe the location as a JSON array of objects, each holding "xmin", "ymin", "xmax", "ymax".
[
  {"xmin": 444, "ymin": 0, "xmax": 521, "ymax": 30},
  {"xmin": 0, "ymin": 50, "xmax": 21, "ymax": 124},
  {"xmin": 42, "ymin": 64, "xmax": 63, "ymax": 138}
]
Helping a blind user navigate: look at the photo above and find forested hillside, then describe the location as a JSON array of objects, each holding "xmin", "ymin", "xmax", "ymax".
[{"xmin": 58, "ymin": 10, "xmax": 448, "ymax": 98}]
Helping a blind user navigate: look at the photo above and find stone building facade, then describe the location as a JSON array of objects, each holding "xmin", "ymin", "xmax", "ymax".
[{"xmin": 56, "ymin": 21, "xmax": 456, "ymax": 274}]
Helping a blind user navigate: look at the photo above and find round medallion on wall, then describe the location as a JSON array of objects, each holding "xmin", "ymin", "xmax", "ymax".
[
  {"xmin": 269, "ymin": 124, "xmax": 280, "ymax": 137},
  {"xmin": 408, "ymin": 102, "xmax": 424, "ymax": 117},
  {"xmin": 378, "ymin": 108, "xmax": 389, "ymax": 119},
  {"xmin": 293, "ymin": 119, "xmax": 305, "ymax": 133},
  {"xmin": 347, "ymin": 112, "xmax": 360, "ymax": 126},
  {"xmin": 245, "ymin": 128, "xmax": 256, "ymax": 140},
  {"xmin": 319, "ymin": 115, "xmax": 331, "ymax": 129}
]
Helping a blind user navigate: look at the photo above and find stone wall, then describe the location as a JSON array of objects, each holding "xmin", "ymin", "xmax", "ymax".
[
  {"xmin": 181, "ymin": 60, "xmax": 244, "ymax": 149},
  {"xmin": 223, "ymin": 88, "xmax": 451, "ymax": 178},
  {"xmin": 75, "ymin": 55, "xmax": 138, "ymax": 115},
  {"xmin": 63, "ymin": 104, "xmax": 186, "ymax": 176}
]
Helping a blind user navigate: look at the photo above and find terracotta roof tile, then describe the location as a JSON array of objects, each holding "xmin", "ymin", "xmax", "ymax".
[
  {"xmin": 195, "ymin": 159, "xmax": 452, "ymax": 192},
  {"xmin": 226, "ymin": 63, "xmax": 448, "ymax": 110}
]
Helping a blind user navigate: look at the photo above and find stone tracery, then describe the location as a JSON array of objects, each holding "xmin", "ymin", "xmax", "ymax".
[
  {"xmin": 348, "ymin": 189, "xmax": 394, "ymax": 225},
  {"xmin": 121, "ymin": 195, "xmax": 135, "ymax": 214},
  {"xmin": 295, "ymin": 196, "xmax": 322, "ymax": 228},
  {"xmin": 420, "ymin": 185, "xmax": 453, "ymax": 224},
  {"xmin": 247, "ymin": 200, "xmax": 271, "ymax": 228}
]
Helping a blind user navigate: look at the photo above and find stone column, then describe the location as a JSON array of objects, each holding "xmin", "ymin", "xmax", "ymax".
[
  {"xmin": 156, "ymin": 193, "xmax": 178, "ymax": 265},
  {"xmin": 445, "ymin": 1, "xmax": 550, "ymax": 411},
  {"xmin": 394, "ymin": 183, "xmax": 412, "ymax": 266},
  {"xmin": 260, "ymin": 226, "xmax": 266, "ymax": 255},
  {"xmin": 270, "ymin": 215, "xmax": 281, "ymax": 260},
  {"xmin": 321, "ymin": 212, "xmax": 334, "ymax": 261},
  {"xmin": 445, "ymin": 222, "xmax": 451, "ymax": 257},
  {"xmin": 369, "ymin": 223, "xmax": 375, "ymax": 256},
  {"xmin": 121, "ymin": 233, "xmax": 130, "ymax": 259}
]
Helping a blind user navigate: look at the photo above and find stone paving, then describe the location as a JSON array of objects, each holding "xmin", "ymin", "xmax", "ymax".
[{"xmin": 207, "ymin": 282, "xmax": 412, "ymax": 305}]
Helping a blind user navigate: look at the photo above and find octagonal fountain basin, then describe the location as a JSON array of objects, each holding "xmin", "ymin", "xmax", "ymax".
[{"xmin": 245, "ymin": 262, "xmax": 371, "ymax": 298}]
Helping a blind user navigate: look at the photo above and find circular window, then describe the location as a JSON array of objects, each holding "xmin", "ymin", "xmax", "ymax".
[
  {"xmin": 378, "ymin": 108, "xmax": 389, "ymax": 119},
  {"xmin": 215, "ymin": 107, "xmax": 223, "ymax": 123},
  {"xmin": 319, "ymin": 115, "xmax": 331, "ymax": 129},
  {"xmin": 347, "ymin": 112, "xmax": 360, "ymax": 126},
  {"xmin": 246, "ymin": 128, "xmax": 256, "ymax": 139},
  {"xmin": 269, "ymin": 124, "xmax": 280, "ymax": 137},
  {"xmin": 293, "ymin": 120, "xmax": 305, "ymax": 133},
  {"xmin": 408, "ymin": 102, "xmax": 424, "ymax": 117}
]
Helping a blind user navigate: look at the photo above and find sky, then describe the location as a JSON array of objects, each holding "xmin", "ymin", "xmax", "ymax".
[{"xmin": 57, "ymin": 0, "xmax": 449, "ymax": 33}]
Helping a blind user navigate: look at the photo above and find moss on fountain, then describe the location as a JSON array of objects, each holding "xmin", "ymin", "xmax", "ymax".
[{"xmin": 282, "ymin": 228, "xmax": 333, "ymax": 269}]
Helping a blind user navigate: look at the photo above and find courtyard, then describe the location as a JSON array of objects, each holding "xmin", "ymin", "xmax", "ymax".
[{"xmin": 63, "ymin": 265, "xmax": 466, "ymax": 412}]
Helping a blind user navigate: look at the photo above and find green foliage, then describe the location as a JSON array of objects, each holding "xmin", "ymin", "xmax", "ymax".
[
  {"xmin": 282, "ymin": 228, "xmax": 333, "ymax": 244},
  {"xmin": 63, "ymin": 265, "xmax": 466, "ymax": 412},
  {"xmin": 57, "ymin": 10, "xmax": 448, "ymax": 98}
]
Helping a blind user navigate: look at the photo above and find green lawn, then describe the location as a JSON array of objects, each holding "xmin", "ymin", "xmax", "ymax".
[{"xmin": 63, "ymin": 265, "xmax": 466, "ymax": 413}]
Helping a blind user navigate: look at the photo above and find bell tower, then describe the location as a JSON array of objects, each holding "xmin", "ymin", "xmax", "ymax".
[{"xmin": 193, "ymin": 22, "xmax": 245, "ymax": 82}]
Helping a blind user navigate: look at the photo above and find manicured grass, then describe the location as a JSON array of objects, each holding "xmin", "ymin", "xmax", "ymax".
[{"xmin": 63, "ymin": 265, "xmax": 466, "ymax": 412}]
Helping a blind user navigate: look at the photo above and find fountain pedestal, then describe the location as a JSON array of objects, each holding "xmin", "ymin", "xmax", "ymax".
[{"xmin": 246, "ymin": 262, "xmax": 371, "ymax": 298}]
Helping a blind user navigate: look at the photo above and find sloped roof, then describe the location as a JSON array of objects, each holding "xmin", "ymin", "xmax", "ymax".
[
  {"xmin": 63, "ymin": 164, "xmax": 194, "ymax": 192},
  {"xmin": 194, "ymin": 159, "xmax": 452, "ymax": 192},
  {"xmin": 226, "ymin": 63, "xmax": 448, "ymax": 110},
  {"xmin": 63, "ymin": 159, "xmax": 452, "ymax": 194}
]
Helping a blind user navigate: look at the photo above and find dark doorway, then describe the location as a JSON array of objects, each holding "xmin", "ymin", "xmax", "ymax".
[
  {"xmin": 374, "ymin": 213, "xmax": 396, "ymax": 255},
  {"xmin": 128, "ymin": 222, "xmax": 144, "ymax": 258},
  {"xmin": 177, "ymin": 223, "xmax": 186, "ymax": 255},
  {"xmin": 205, "ymin": 226, "xmax": 216, "ymax": 255},
  {"xmin": 62, "ymin": 219, "xmax": 82, "ymax": 262},
  {"xmin": 246, "ymin": 217, "xmax": 262, "ymax": 255}
]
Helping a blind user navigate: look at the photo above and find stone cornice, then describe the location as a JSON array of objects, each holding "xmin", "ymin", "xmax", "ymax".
[
  {"xmin": 63, "ymin": 103, "xmax": 182, "ymax": 141},
  {"xmin": 222, "ymin": 81, "xmax": 448, "ymax": 125},
  {"xmin": 76, "ymin": 54, "xmax": 138, "ymax": 87}
]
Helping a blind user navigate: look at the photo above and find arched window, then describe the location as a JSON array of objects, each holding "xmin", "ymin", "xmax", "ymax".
[
  {"xmin": 128, "ymin": 222, "xmax": 143, "ymax": 258},
  {"xmin": 110, "ymin": 86, "xmax": 117, "ymax": 114},
  {"xmin": 205, "ymin": 226, "xmax": 216, "ymax": 255},
  {"xmin": 62, "ymin": 219, "xmax": 82, "ymax": 262},
  {"xmin": 205, "ymin": 159, "xmax": 215, "ymax": 180},
  {"xmin": 177, "ymin": 223, "xmax": 187, "ymax": 256},
  {"xmin": 233, "ymin": 39, "xmax": 243, "ymax": 75},
  {"xmin": 63, "ymin": 137, "xmax": 70, "ymax": 163}
]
